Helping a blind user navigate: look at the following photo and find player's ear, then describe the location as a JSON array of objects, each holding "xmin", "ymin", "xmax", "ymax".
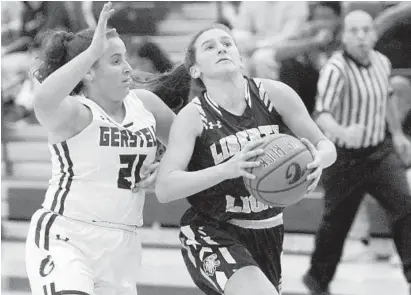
[
  {"xmin": 84, "ymin": 68, "xmax": 95, "ymax": 83},
  {"xmin": 190, "ymin": 66, "xmax": 201, "ymax": 79}
]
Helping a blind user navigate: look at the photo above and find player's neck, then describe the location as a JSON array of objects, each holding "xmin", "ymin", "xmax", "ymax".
[
  {"xmin": 203, "ymin": 73, "xmax": 246, "ymax": 114},
  {"xmin": 84, "ymin": 89, "xmax": 126, "ymax": 123}
]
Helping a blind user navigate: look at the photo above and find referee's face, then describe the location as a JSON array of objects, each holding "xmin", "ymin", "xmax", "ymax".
[{"xmin": 342, "ymin": 11, "xmax": 376, "ymax": 61}]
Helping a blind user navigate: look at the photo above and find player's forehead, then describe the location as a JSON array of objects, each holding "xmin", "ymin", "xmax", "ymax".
[
  {"xmin": 195, "ymin": 29, "xmax": 233, "ymax": 47},
  {"xmin": 105, "ymin": 37, "xmax": 126, "ymax": 56}
]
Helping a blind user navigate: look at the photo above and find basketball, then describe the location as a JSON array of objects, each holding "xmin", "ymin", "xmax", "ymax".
[{"xmin": 243, "ymin": 134, "xmax": 314, "ymax": 207}]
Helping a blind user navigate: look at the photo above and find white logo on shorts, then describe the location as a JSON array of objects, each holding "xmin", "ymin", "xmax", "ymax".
[{"xmin": 203, "ymin": 253, "xmax": 220, "ymax": 276}]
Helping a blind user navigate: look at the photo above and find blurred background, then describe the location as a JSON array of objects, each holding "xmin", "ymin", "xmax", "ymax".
[{"xmin": 1, "ymin": 1, "xmax": 411, "ymax": 295}]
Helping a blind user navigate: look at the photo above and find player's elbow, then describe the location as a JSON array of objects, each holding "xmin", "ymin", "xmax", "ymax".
[
  {"xmin": 32, "ymin": 88, "xmax": 59, "ymax": 114},
  {"xmin": 156, "ymin": 166, "xmax": 190, "ymax": 203},
  {"xmin": 155, "ymin": 177, "xmax": 175, "ymax": 203},
  {"xmin": 155, "ymin": 182, "xmax": 168, "ymax": 203}
]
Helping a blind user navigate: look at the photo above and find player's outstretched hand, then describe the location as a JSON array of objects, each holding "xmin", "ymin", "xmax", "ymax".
[
  {"xmin": 301, "ymin": 138, "xmax": 323, "ymax": 193},
  {"xmin": 89, "ymin": 2, "xmax": 116, "ymax": 57},
  {"xmin": 133, "ymin": 162, "xmax": 160, "ymax": 193}
]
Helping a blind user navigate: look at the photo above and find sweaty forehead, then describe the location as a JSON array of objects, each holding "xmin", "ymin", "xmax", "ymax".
[{"xmin": 195, "ymin": 29, "xmax": 232, "ymax": 46}]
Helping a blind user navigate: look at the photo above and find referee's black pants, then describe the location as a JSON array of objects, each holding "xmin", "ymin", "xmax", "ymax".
[{"xmin": 307, "ymin": 138, "xmax": 411, "ymax": 290}]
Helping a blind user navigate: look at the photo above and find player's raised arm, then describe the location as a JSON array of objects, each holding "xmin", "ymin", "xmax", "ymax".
[{"xmin": 33, "ymin": 2, "xmax": 115, "ymax": 132}]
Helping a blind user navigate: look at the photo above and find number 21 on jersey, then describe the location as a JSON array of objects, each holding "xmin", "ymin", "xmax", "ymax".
[{"xmin": 117, "ymin": 154, "xmax": 147, "ymax": 189}]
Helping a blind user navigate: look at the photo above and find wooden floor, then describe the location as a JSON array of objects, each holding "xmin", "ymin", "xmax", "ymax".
[{"xmin": 2, "ymin": 232, "xmax": 409, "ymax": 295}]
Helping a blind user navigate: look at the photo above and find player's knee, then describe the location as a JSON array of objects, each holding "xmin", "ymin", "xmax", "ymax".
[{"xmin": 224, "ymin": 265, "xmax": 279, "ymax": 295}]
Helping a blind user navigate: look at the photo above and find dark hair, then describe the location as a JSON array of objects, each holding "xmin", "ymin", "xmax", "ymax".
[
  {"xmin": 137, "ymin": 41, "xmax": 174, "ymax": 73},
  {"xmin": 316, "ymin": 2, "xmax": 342, "ymax": 17},
  {"xmin": 133, "ymin": 23, "xmax": 232, "ymax": 113},
  {"xmin": 35, "ymin": 28, "xmax": 119, "ymax": 95}
]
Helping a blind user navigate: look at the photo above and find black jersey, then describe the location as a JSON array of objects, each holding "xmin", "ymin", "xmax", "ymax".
[{"xmin": 183, "ymin": 77, "xmax": 293, "ymax": 224}]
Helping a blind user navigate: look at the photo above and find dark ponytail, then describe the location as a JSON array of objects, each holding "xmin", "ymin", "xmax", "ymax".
[
  {"xmin": 35, "ymin": 30, "xmax": 76, "ymax": 83},
  {"xmin": 132, "ymin": 64, "xmax": 198, "ymax": 114},
  {"xmin": 35, "ymin": 28, "xmax": 118, "ymax": 95}
]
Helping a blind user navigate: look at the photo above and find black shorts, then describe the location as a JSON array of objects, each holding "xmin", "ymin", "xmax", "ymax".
[{"xmin": 179, "ymin": 210, "xmax": 284, "ymax": 295}]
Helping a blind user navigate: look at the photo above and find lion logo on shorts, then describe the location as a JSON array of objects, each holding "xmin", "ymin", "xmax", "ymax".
[{"xmin": 203, "ymin": 253, "xmax": 220, "ymax": 276}]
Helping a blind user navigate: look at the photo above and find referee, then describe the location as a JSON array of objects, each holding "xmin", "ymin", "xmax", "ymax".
[{"xmin": 303, "ymin": 10, "xmax": 411, "ymax": 295}]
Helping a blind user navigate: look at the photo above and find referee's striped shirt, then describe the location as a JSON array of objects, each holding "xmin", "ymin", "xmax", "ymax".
[{"xmin": 315, "ymin": 50, "xmax": 393, "ymax": 148}]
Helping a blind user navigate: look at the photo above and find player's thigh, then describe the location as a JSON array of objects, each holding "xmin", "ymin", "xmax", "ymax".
[
  {"xmin": 225, "ymin": 265, "xmax": 279, "ymax": 295},
  {"xmin": 94, "ymin": 230, "xmax": 141, "ymax": 295},
  {"xmin": 240, "ymin": 224, "xmax": 284, "ymax": 290},
  {"xmin": 26, "ymin": 211, "xmax": 94, "ymax": 295}
]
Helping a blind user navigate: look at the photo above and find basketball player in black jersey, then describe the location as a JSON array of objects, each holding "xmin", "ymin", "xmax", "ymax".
[{"xmin": 154, "ymin": 24, "xmax": 337, "ymax": 295}]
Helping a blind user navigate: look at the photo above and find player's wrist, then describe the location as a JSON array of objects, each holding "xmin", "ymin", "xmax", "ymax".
[
  {"xmin": 85, "ymin": 46, "xmax": 104, "ymax": 61},
  {"xmin": 216, "ymin": 161, "xmax": 231, "ymax": 181}
]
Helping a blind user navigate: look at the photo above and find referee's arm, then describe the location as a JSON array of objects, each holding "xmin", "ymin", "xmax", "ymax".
[
  {"xmin": 385, "ymin": 59, "xmax": 411, "ymax": 165},
  {"xmin": 385, "ymin": 59, "xmax": 406, "ymax": 138},
  {"xmin": 313, "ymin": 62, "xmax": 346, "ymax": 141}
]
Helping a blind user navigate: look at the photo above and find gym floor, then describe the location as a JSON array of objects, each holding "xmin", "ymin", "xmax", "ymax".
[{"xmin": 2, "ymin": 227, "xmax": 409, "ymax": 295}]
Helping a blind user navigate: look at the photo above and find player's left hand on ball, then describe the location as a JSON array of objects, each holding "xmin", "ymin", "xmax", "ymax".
[
  {"xmin": 133, "ymin": 162, "xmax": 160, "ymax": 193},
  {"xmin": 301, "ymin": 138, "xmax": 323, "ymax": 193}
]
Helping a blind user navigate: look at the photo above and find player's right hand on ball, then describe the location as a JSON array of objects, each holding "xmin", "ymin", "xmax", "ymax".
[
  {"xmin": 222, "ymin": 139, "xmax": 265, "ymax": 180},
  {"xmin": 89, "ymin": 2, "xmax": 116, "ymax": 57}
]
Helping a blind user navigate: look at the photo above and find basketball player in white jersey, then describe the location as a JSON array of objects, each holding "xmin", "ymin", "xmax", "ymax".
[{"xmin": 25, "ymin": 3, "xmax": 175, "ymax": 295}]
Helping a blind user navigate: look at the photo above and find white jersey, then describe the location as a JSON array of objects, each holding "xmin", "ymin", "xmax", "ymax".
[{"xmin": 42, "ymin": 91, "xmax": 157, "ymax": 226}]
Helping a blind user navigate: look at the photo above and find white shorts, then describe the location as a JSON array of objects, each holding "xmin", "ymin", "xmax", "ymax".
[{"xmin": 26, "ymin": 208, "xmax": 142, "ymax": 295}]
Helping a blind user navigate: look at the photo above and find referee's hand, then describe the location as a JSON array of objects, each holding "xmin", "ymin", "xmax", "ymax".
[
  {"xmin": 342, "ymin": 124, "xmax": 365, "ymax": 148},
  {"xmin": 392, "ymin": 133, "xmax": 411, "ymax": 166}
]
